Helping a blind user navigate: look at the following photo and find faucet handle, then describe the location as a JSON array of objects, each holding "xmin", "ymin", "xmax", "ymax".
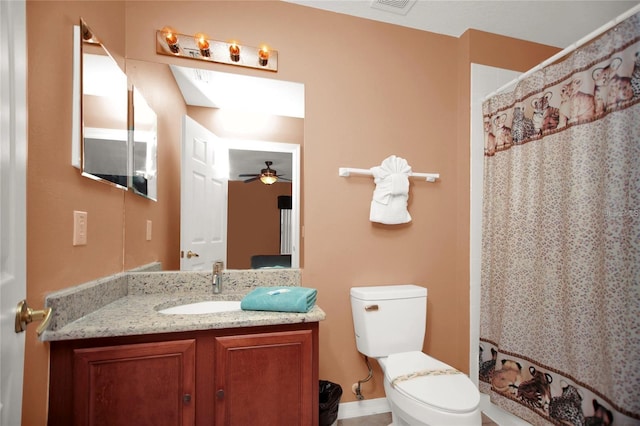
[{"xmin": 212, "ymin": 261, "xmax": 224, "ymax": 294}]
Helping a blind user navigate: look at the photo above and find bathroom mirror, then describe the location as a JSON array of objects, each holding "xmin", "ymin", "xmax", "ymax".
[
  {"xmin": 79, "ymin": 19, "xmax": 130, "ymax": 189},
  {"xmin": 170, "ymin": 65, "xmax": 304, "ymax": 270},
  {"xmin": 87, "ymin": 54, "xmax": 304, "ymax": 269},
  {"xmin": 164, "ymin": 65, "xmax": 304, "ymax": 270}
]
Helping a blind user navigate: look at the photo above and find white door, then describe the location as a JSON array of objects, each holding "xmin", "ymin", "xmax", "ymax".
[
  {"xmin": 180, "ymin": 116, "xmax": 228, "ymax": 271},
  {"xmin": 0, "ymin": 0, "xmax": 27, "ymax": 424}
]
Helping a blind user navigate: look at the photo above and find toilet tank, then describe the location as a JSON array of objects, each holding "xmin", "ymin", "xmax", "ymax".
[{"xmin": 350, "ymin": 285, "xmax": 427, "ymax": 358}]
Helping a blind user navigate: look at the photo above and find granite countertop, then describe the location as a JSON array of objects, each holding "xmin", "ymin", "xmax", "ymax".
[{"xmin": 42, "ymin": 267, "xmax": 325, "ymax": 342}]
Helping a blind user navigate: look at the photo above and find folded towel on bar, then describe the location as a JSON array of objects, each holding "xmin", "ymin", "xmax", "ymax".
[
  {"xmin": 370, "ymin": 155, "xmax": 412, "ymax": 225},
  {"xmin": 241, "ymin": 286, "xmax": 317, "ymax": 313}
]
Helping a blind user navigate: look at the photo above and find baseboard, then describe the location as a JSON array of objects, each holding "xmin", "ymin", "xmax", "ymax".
[
  {"xmin": 337, "ymin": 397, "xmax": 391, "ymax": 420},
  {"xmin": 480, "ymin": 394, "xmax": 532, "ymax": 425}
]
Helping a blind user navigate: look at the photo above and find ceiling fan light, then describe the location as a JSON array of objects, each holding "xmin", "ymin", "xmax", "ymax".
[{"xmin": 260, "ymin": 174, "xmax": 278, "ymax": 185}]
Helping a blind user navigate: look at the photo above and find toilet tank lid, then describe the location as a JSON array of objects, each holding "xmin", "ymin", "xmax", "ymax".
[{"xmin": 350, "ymin": 285, "xmax": 426, "ymax": 300}]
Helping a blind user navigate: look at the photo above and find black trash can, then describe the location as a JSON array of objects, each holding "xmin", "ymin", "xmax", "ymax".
[{"xmin": 319, "ymin": 380, "xmax": 342, "ymax": 426}]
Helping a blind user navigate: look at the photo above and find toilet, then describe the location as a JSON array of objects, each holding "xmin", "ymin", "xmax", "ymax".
[{"xmin": 350, "ymin": 285, "xmax": 481, "ymax": 426}]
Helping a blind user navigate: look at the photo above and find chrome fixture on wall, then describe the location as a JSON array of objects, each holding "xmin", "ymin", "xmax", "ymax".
[{"xmin": 156, "ymin": 27, "xmax": 278, "ymax": 72}]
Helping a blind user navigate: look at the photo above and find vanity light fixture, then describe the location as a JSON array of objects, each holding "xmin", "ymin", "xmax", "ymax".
[
  {"xmin": 81, "ymin": 22, "xmax": 99, "ymax": 44},
  {"xmin": 229, "ymin": 42, "xmax": 240, "ymax": 62},
  {"xmin": 156, "ymin": 28, "xmax": 278, "ymax": 72},
  {"xmin": 162, "ymin": 27, "xmax": 180, "ymax": 54},
  {"xmin": 194, "ymin": 33, "xmax": 210, "ymax": 57},
  {"xmin": 258, "ymin": 46, "xmax": 270, "ymax": 66}
]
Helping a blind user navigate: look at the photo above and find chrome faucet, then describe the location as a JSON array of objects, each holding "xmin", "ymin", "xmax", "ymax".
[{"xmin": 212, "ymin": 261, "xmax": 224, "ymax": 294}]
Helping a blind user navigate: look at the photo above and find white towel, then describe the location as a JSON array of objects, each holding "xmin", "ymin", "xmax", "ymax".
[{"xmin": 369, "ymin": 155, "xmax": 412, "ymax": 225}]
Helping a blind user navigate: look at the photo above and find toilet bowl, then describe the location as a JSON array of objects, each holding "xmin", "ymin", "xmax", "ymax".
[
  {"xmin": 350, "ymin": 285, "xmax": 481, "ymax": 425},
  {"xmin": 379, "ymin": 351, "xmax": 481, "ymax": 426}
]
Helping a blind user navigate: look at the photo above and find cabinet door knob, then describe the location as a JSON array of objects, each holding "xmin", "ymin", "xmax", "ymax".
[
  {"xmin": 216, "ymin": 389, "xmax": 225, "ymax": 400},
  {"xmin": 183, "ymin": 394, "xmax": 192, "ymax": 404}
]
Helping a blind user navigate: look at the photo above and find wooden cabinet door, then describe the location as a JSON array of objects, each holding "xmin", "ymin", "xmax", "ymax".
[
  {"xmin": 73, "ymin": 339, "xmax": 196, "ymax": 426},
  {"xmin": 214, "ymin": 330, "xmax": 314, "ymax": 426}
]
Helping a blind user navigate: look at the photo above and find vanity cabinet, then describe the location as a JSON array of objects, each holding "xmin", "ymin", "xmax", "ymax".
[
  {"xmin": 48, "ymin": 323, "xmax": 319, "ymax": 426},
  {"xmin": 214, "ymin": 330, "xmax": 314, "ymax": 425},
  {"xmin": 73, "ymin": 340, "xmax": 196, "ymax": 426}
]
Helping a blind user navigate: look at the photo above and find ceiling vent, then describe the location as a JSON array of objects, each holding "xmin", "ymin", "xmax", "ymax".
[{"xmin": 370, "ymin": 0, "xmax": 416, "ymax": 15}]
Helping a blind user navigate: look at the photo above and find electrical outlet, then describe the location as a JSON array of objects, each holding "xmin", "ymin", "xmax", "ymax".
[
  {"xmin": 146, "ymin": 220, "xmax": 152, "ymax": 241},
  {"xmin": 73, "ymin": 211, "xmax": 87, "ymax": 246}
]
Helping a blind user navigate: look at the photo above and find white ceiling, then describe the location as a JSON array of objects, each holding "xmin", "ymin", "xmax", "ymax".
[
  {"xmin": 285, "ymin": 0, "xmax": 639, "ymax": 48},
  {"xmin": 170, "ymin": 65, "xmax": 305, "ymax": 118}
]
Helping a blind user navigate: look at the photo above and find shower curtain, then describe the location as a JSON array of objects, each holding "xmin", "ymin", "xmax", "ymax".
[{"xmin": 479, "ymin": 11, "xmax": 640, "ymax": 426}]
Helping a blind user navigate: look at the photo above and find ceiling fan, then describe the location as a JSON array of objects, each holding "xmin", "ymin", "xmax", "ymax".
[{"xmin": 239, "ymin": 161, "xmax": 291, "ymax": 185}]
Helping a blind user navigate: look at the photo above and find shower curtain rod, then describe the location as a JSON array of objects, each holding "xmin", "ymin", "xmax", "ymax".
[{"xmin": 482, "ymin": 3, "xmax": 640, "ymax": 101}]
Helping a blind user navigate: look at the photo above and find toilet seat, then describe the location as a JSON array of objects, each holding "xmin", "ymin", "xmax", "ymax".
[{"xmin": 383, "ymin": 351, "xmax": 480, "ymax": 413}]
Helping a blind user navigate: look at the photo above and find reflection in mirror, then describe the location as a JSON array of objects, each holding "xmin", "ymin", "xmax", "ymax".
[
  {"xmin": 171, "ymin": 66, "xmax": 304, "ymax": 270},
  {"xmin": 131, "ymin": 87, "xmax": 158, "ymax": 200},
  {"xmin": 227, "ymin": 146, "xmax": 298, "ymax": 270},
  {"xmin": 179, "ymin": 115, "xmax": 301, "ymax": 271},
  {"xmin": 80, "ymin": 19, "xmax": 129, "ymax": 188}
]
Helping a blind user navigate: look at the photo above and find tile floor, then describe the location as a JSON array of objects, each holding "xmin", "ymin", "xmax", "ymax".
[{"xmin": 337, "ymin": 412, "xmax": 498, "ymax": 425}]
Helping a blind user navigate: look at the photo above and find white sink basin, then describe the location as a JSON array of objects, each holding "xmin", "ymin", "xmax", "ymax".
[{"xmin": 158, "ymin": 300, "xmax": 242, "ymax": 315}]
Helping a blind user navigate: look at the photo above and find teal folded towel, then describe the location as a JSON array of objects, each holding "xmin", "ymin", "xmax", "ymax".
[{"xmin": 241, "ymin": 286, "xmax": 317, "ymax": 313}]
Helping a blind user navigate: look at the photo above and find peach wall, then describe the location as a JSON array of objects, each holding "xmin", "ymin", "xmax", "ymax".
[
  {"xmin": 25, "ymin": 3, "xmax": 127, "ymax": 425},
  {"xmin": 25, "ymin": 1, "xmax": 559, "ymax": 423},
  {"xmin": 123, "ymin": 58, "xmax": 186, "ymax": 271}
]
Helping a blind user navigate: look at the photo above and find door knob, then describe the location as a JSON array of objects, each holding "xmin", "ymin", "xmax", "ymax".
[
  {"xmin": 186, "ymin": 250, "xmax": 200, "ymax": 259},
  {"xmin": 15, "ymin": 300, "xmax": 52, "ymax": 336}
]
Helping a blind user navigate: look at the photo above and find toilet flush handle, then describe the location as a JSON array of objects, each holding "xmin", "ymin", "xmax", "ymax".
[{"xmin": 365, "ymin": 305, "xmax": 379, "ymax": 312}]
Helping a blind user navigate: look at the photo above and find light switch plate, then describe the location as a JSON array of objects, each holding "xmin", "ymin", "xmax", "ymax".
[{"xmin": 73, "ymin": 211, "xmax": 87, "ymax": 246}]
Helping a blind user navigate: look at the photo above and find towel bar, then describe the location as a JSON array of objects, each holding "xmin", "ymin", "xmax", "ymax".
[{"xmin": 338, "ymin": 167, "xmax": 439, "ymax": 182}]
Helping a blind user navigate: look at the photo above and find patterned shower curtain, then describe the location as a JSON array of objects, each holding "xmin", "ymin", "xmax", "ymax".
[{"xmin": 479, "ymin": 11, "xmax": 640, "ymax": 426}]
